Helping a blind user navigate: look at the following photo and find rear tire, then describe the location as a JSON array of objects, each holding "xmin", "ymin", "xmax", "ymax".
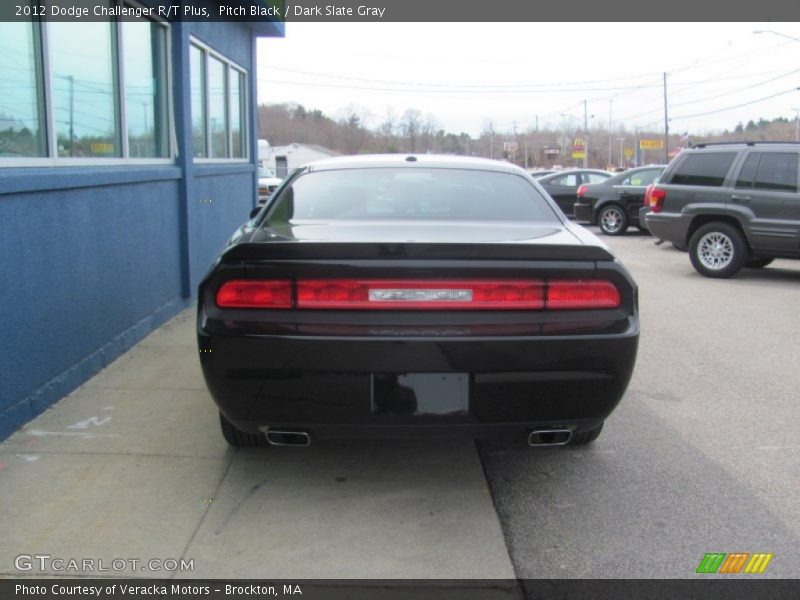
[
  {"xmin": 219, "ymin": 413, "xmax": 268, "ymax": 447},
  {"xmin": 745, "ymin": 256, "xmax": 774, "ymax": 269},
  {"xmin": 689, "ymin": 222, "xmax": 747, "ymax": 278},
  {"xmin": 571, "ymin": 422, "xmax": 604, "ymax": 445},
  {"xmin": 597, "ymin": 205, "xmax": 629, "ymax": 236}
]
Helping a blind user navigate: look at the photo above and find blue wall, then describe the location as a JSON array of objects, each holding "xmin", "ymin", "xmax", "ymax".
[{"xmin": 0, "ymin": 16, "xmax": 283, "ymax": 441}]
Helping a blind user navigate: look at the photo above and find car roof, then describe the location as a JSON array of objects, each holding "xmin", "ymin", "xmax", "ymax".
[
  {"xmin": 304, "ymin": 154, "xmax": 526, "ymax": 175},
  {"xmin": 537, "ymin": 168, "xmax": 610, "ymax": 181}
]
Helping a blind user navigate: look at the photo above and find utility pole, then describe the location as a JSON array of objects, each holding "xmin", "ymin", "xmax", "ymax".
[
  {"xmin": 618, "ymin": 137, "xmax": 626, "ymax": 167},
  {"xmin": 68, "ymin": 75, "xmax": 75, "ymax": 157},
  {"xmin": 794, "ymin": 108, "xmax": 800, "ymax": 142},
  {"xmin": 524, "ymin": 142, "xmax": 529, "ymax": 169},
  {"xmin": 608, "ymin": 99, "xmax": 613, "ymax": 168},
  {"xmin": 663, "ymin": 72, "xmax": 669, "ymax": 164},
  {"xmin": 583, "ymin": 100, "xmax": 589, "ymax": 168}
]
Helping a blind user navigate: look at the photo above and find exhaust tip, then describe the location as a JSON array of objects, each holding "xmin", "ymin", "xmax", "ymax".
[
  {"xmin": 265, "ymin": 430, "xmax": 311, "ymax": 447},
  {"xmin": 528, "ymin": 429, "xmax": 572, "ymax": 447}
]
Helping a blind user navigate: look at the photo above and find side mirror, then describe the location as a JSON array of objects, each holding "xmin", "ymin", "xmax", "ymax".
[{"xmin": 249, "ymin": 206, "xmax": 261, "ymax": 219}]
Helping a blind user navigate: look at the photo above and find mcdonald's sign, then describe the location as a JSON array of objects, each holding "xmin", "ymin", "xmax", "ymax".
[{"xmin": 696, "ymin": 552, "xmax": 773, "ymax": 574}]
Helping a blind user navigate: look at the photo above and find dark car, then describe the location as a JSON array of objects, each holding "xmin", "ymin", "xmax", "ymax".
[
  {"xmin": 574, "ymin": 165, "xmax": 665, "ymax": 235},
  {"xmin": 536, "ymin": 169, "xmax": 613, "ymax": 216},
  {"xmin": 645, "ymin": 142, "xmax": 800, "ymax": 278},
  {"xmin": 198, "ymin": 155, "xmax": 639, "ymax": 448}
]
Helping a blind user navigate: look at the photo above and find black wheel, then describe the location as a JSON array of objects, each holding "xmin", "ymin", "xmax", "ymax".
[
  {"xmin": 689, "ymin": 222, "xmax": 747, "ymax": 278},
  {"xmin": 571, "ymin": 422, "xmax": 604, "ymax": 445},
  {"xmin": 219, "ymin": 412, "xmax": 268, "ymax": 447},
  {"xmin": 597, "ymin": 205, "xmax": 629, "ymax": 236},
  {"xmin": 745, "ymin": 256, "xmax": 774, "ymax": 269}
]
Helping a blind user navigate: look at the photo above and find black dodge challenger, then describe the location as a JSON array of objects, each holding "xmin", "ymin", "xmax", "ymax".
[{"xmin": 198, "ymin": 155, "xmax": 639, "ymax": 448}]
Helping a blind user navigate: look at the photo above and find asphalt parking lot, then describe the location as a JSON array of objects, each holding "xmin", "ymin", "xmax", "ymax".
[
  {"xmin": 0, "ymin": 228, "xmax": 798, "ymax": 580},
  {"xmin": 482, "ymin": 228, "xmax": 800, "ymax": 578}
]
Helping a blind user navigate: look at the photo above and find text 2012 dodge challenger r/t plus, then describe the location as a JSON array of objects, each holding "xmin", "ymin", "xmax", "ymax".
[{"xmin": 198, "ymin": 155, "xmax": 639, "ymax": 448}]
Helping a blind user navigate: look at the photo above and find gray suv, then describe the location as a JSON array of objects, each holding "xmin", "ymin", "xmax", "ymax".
[{"xmin": 644, "ymin": 142, "xmax": 800, "ymax": 278}]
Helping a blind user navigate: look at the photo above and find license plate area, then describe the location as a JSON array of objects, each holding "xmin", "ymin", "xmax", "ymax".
[{"xmin": 371, "ymin": 373, "xmax": 469, "ymax": 416}]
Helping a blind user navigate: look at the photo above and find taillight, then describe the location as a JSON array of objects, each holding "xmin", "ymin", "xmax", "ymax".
[
  {"xmin": 546, "ymin": 280, "xmax": 621, "ymax": 310},
  {"xmin": 296, "ymin": 279, "xmax": 546, "ymax": 310},
  {"xmin": 216, "ymin": 280, "xmax": 292, "ymax": 308},
  {"xmin": 215, "ymin": 279, "xmax": 621, "ymax": 311},
  {"xmin": 647, "ymin": 185, "xmax": 666, "ymax": 212},
  {"xmin": 577, "ymin": 184, "xmax": 587, "ymax": 198}
]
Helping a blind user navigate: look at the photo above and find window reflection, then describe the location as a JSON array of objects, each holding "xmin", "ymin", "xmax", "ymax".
[
  {"xmin": 208, "ymin": 56, "xmax": 228, "ymax": 158},
  {"xmin": 190, "ymin": 45, "xmax": 207, "ymax": 158},
  {"xmin": 123, "ymin": 19, "xmax": 168, "ymax": 158},
  {"xmin": 231, "ymin": 69, "xmax": 245, "ymax": 159},
  {"xmin": 49, "ymin": 22, "xmax": 120, "ymax": 158},
  {"xmin": 0, "ymin": 21, "xmax": 46, "ymax": 157}
]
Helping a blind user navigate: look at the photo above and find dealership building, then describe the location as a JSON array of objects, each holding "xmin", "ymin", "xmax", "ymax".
[{"xmin": 0, "ymin": 5, "xmax": 283, "ymax": 439}]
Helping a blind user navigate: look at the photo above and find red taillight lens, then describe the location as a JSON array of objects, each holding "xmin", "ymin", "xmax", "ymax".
[
  {"xmin": 577, "ymin": 184, "xmax": 587, "ymax": 198},
  {"xmin": 647, "ymin": 186, "xmax": 666, "ymax": 212},
  {"xmin": 216, "ymin": 280, "xmax": 292, "ymax": 308},
  {"xmin": 297, "ymin": 279, "xmax": 546, "ymax": 310},
  {"xmin": 547, "ymin": 280, "xmax": 621, "ymax": 310}
]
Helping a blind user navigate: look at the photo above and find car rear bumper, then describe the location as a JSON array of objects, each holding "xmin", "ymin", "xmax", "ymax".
[
  {"xmin": 644, "ymin": 212, "xmax": 692, "ymax": 244},
  {"xmin": 573, "ymin": 202, "xmax": 595, "ymax": 223},
  {"xmin": 198, "ymin": 319, "xmax": 639, "ymax": 437}
]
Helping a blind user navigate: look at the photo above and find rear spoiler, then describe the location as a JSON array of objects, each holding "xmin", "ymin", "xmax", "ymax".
[{"xmin": 221, "ymin": 242, "xmax": 615, "ymax": 262}]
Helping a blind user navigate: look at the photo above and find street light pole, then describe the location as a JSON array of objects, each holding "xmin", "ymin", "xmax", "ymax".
[
  {"xmin": 583, "ymin": 100, "xmax": 589, "ymax": 168},
  {"xmin": 608, "ymin": 99, "xmax": 613, "ymax": 168}
]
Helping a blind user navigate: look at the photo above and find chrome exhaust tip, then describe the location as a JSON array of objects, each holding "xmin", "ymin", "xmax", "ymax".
[
  {"xmin": 528, "ymin": 429, "xmax": 572, "ymax": 446},
  {"xmin": 265, "ymin": 430, "xmax": 311, "ymax": 447}
]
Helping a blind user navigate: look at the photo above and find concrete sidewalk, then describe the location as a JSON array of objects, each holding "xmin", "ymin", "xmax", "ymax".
[{"xmin": 0, "ymin": 309, "xmax": 515, "ymax": 579}]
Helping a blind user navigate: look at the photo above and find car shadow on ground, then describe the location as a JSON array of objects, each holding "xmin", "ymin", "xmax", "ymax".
[{"xmin": 477, "ymin": 396, "xmax": 800, "ymax": 579}]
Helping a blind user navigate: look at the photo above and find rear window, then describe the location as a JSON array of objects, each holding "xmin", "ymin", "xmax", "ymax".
[
  {"xmin": 735, "ymin": 152, "xmax": 798, "ymax": 192},
  {"xmin": 666, "ymin": 152, "xmax": 736, "ymax": 187},
  {"xmin": 264, "ymin": 167, "xmax": 559, "ymax": 224}
]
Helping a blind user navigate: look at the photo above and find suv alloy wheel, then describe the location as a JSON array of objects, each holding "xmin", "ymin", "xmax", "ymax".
[{"xmin": 689, "ymin": 222, "xmax": 747, "ymax": 278}]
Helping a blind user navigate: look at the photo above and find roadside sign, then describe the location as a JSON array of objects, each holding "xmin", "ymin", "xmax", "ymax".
[
  {"xmin": 573, "ymin": 138, "xmax": 586, "ymax": 150},
  {"xmin": 639, "ymin": 139, "xmax": 664, "ymax": 150},
  {"xmin": 624, "ymin": 148, "xmax": 634, "ymax": 158},
  {"xmin": 572, "ymin": 151, "xmax": 586, "ymax": 159}
]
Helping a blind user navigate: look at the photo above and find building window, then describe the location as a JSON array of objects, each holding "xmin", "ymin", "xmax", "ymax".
[
  {"xmin": 190, "ymin": 45, "xmax": 207, "ymax": 158},
  {"xmin": 122, "ymin": 19, "xmax": 169, "ymax": 158},
  {"xmin": 230, "ymin": 70, "xmax": 246, "ymax": 159},
  {"xmin": 208, "ymin": 56, "xmax": 228, "ymax": 159},
  {"xmin": 0, "ymin": 7, "xmax": 171, "ymax": 163},
  {"xmin": 189, "ymin": 40, "xmax": 248, "ymax": 161},
  {"xmin": 50, "ymin": 22, "xmax": 120, "ymax": 158},
  {"xmin": 0, "ymin": 21, "xmax": 46, "ymax": 157}
]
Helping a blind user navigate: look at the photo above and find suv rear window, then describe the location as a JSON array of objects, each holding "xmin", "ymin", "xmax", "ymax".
[
  {"xmin": 666, "ymin": 152, "xmax": 736, "ymax": 187},
  {"xmin": 735, "ymin": 152, "xmax": 798, "ymax": 192}
]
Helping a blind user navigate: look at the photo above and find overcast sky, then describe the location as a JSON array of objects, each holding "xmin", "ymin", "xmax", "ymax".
[{"xmin": 257, "ymin": 22, "xmax": 800, "ymax": 138}]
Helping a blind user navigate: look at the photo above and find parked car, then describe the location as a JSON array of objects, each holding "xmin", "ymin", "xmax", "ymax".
[
  {"xmin": 528, "ymin": 169, "xmax": 555, "ymax": 178},
  {"xmin": 536, "ymin": 169, "xmax": 613, "ymax": 216},
  {"xmin": 258, "ymin": 165, "xmax": 283, "ymax": 204},
  {"xmin": 574, "ymin": 165, "xmax": 666, "ymax": 235},
  {"xmin": 198, "ymin": 155, "xmax": 639, "ymax": 448},
  {"xmin": 645, "ymin": 142, "xmax": 800, "ymax": 278}
]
